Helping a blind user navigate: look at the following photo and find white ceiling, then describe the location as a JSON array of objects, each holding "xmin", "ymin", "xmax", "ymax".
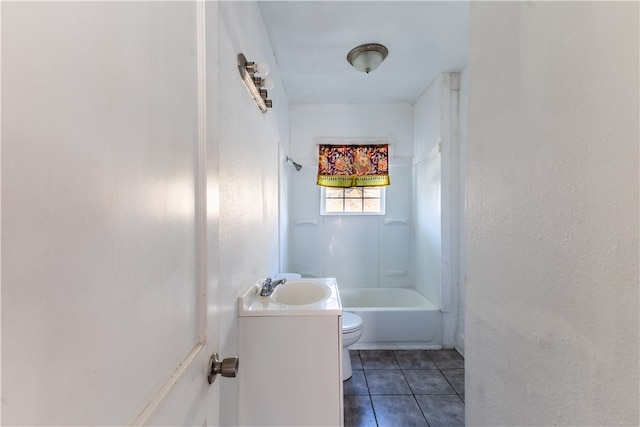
[{"xmin": 259, "ymin": 1, "xmax": 469, "ymax": 105}]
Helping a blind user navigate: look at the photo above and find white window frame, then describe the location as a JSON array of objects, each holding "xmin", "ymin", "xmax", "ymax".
[{"xmin": 320, "ymin": 186, "xmax": 386, "ymax": 216}]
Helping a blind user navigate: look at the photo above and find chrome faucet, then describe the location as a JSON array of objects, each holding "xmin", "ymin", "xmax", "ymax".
[{"xmin": 260, "ymin": 277, "xmax": 287, "ymax": 296}]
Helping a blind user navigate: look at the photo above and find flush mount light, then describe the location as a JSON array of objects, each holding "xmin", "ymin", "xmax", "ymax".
[
  {"xmin": 238, "ymin": 53, "xmax": 275, "ymax": 113},
  {"xmin": 346, "ymin": 43, "xmax": 389, "ymax": 74}
]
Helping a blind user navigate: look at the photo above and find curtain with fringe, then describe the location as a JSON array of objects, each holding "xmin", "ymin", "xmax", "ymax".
[{"xmin": 317, "ymin": 144, "xmax": 390, "ymax": 188}]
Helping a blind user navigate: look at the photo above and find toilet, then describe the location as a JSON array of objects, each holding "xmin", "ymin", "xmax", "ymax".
[{"xmin": 341, "ymin": 312, "xmax": 364, "ymax": 381}]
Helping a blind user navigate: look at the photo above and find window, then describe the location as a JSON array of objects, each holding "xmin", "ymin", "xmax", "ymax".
[{"xmin": 320, "ymin": 186, "xmax": 386, "ymax": 215}]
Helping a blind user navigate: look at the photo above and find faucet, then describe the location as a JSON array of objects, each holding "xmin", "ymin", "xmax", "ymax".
[{"xmin": 260, "ymin": 277, "xmax": 287, "ymax": 296}]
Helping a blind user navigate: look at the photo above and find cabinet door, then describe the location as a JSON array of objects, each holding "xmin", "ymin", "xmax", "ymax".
[{"xmin": 239, "ymin": 316, "xmax": 342, "ymax": 426}]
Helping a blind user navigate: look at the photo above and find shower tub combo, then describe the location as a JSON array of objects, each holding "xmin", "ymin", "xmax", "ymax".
[{"xmin": 339, "ymin": 287, "xmax": 442, "ymax": 349}]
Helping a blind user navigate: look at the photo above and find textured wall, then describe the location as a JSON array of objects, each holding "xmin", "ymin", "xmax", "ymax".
[
  {"xmin": 413, "ymin": 73, "xmax": 463, "ymax": 348},
  {"xmin": 466, "ymin": 2, "xmax": 639, "ymax": 425},
  {"xmin": 216, "ymin": 2, "xmax": 290, "ymax": 425}
]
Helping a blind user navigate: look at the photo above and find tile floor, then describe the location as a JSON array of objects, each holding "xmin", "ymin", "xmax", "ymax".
[{"xmin": 344, "ymin": 349, "xmax": 464, "ymax": 427}]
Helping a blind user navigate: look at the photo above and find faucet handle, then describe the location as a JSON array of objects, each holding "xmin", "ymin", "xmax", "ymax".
[{"xmin": 259, "ymin": 277, "xmax": 274, "ymax": 296}]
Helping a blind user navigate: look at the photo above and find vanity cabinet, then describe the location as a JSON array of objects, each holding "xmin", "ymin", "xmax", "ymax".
[{"xmin": 237, "ymin": 277, "xmax": 343, "ymax": 427}]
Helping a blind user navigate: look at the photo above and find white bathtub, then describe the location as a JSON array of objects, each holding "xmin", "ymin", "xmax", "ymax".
[{"xmin": 339, "ymin": 287, "xmax": 442, "ymax": 349}]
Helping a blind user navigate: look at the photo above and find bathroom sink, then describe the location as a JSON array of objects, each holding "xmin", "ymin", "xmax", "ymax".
[
  {"xmin": 239, "ymin": 277, "xmax": 341, "ymax": 316},
  {"xmin": 271, "ymin": 280, "xmax": 331, "ymax": 305}
]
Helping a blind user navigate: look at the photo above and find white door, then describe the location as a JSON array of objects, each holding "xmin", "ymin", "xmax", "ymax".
[{"xmin": 2, "ymin": 2, "xmax": 222, "ymax": 425}]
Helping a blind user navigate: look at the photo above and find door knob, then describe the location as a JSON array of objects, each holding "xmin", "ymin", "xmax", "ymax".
[{"xmin": 208, "ymin": 353, "xmax": 239, "ymax": 384}]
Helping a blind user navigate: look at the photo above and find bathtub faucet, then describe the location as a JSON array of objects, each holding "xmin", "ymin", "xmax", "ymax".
[{"xmin": 259, "ymin": 277, "xmax": 287, "ymax": 296}]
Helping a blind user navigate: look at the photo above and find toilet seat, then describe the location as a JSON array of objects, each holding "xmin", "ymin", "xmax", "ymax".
[{"xmin": 342, "ymin": 312, "xmax": 363, "ymax": 333}]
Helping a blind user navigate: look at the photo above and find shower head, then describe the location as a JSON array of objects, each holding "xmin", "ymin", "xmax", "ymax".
[{"xmin": 286, "ymin": 156, "xmax": 302, "ymax": 171}]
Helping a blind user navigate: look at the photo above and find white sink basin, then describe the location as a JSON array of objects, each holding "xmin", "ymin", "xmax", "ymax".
[
  {"xmin": 271, "ymin": 280, "xmax": 331, "ymax": 305},
  {"xmin": 239, "ymin": 277, "xmax": 341, "ymax": 316}
]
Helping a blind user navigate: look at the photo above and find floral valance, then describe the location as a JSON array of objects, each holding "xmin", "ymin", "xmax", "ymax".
[{"xmin": 317, "ymin": 144, "xmax": 390, "ymax": 188}]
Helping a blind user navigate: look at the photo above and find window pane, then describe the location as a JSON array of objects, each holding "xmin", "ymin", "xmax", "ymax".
[
  {"xmin": 345, "ymin": 187, "xmax": 363, "ymax": 198},
  {"xmin": 363, "ymin": 199, "xmax": 381, "ymax": 212},
  {"xmin": 364, "ymin": 187, "xmax": 380, "ymax": 197},
  {"xmin": 321, "ymin": 186, "xmax": 385, "ymax": 216},
  {"xmin": 344, "ymin": 198, "xmax": 363, "ymax": 212},
  {"xmin": 325, "ymin": 199, "xmax": 344, "ymax": 212},
  {"xmin": 326, "ymin": 188, "xmax": 344, "ymax": 198}
]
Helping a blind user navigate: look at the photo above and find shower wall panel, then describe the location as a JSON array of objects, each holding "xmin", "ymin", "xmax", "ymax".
[
  {"xmin": 289, "ymin": 163, "xmax": 413, "ymax": 289},
  {"xmin": 287, "ymin": 104, "xmax": 414, "ymax": 289}
]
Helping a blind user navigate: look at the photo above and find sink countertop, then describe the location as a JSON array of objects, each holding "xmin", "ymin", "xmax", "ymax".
[{"xmin": 238, "ymin": 277, "xmax": 342, "ymax": 317}]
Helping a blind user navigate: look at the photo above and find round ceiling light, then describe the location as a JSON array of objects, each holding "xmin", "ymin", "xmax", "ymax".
[{"xmin": 347, "ymin": 43, "xmax": 389, "ymax": 74}]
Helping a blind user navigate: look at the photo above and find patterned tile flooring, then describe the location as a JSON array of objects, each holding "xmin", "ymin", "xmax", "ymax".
[{"xmin": 344, "ymin": 349, "xmax": 465, "ymax": 427}]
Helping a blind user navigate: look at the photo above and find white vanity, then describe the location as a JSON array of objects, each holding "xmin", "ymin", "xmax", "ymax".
[{"xmin": 238, "ymin": 277, "xmax": 343, "ymax": 427}]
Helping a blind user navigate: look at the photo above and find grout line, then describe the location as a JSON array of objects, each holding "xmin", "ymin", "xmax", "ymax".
[
  {"xmin": 394, "ymin": 350, "xmax": 431, "ymax": 426},
  {"xmin": 346, "ymin": 350, "xmax": 465, "ymax": 427},
  {"xmin": 439, "ymin": 365, "xmax": 465, "ymax": 401},
  {"xmin": 412, "ymin": 393, "xmax": 432, "ymax": 427},
  {"xmin": 358, "ymin": 351, "xmax": 380, "ymax": 427}
]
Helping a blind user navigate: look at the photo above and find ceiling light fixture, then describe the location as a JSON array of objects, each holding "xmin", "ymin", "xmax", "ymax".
[
  {"xmin": 347, "ymin": 43, "xmax": 389, "ymax": 74},
  {"xmin": 238, "ymin": 53, "xmax": 275, "ymax": 113}
]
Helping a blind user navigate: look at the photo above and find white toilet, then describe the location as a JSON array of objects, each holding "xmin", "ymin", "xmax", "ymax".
[{"xmin": 341, "ymin": 312, "xmax": 364, "ymax": 381}]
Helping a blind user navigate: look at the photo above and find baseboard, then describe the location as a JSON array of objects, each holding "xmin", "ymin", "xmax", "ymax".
[
  {"xmin": 455, "ymin": 333, "xmax": 465, "ymax": 357},
  {"xmin": 350, "ymin": 343, "xmax": 443, "ymax": 350}
]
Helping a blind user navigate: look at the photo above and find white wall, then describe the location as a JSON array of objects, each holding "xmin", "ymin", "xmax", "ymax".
[
  {"xmin": 287, "ymin": 104, "xmax": 414, "ymax": 289},
  {"xmin": 216, "ymin": 2, "xmax": 289, "ymax": 425},
  {"xmin": 466, "ymin": 2, "xmax": 639, "ymax": 425},
  {"xmin": 289, "ymin": 104, "xmax": 414, "ymax": 162}
]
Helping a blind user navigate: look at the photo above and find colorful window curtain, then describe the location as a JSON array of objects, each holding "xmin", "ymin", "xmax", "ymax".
[{"xmin": 317, "ymin": 144, "xmax": 390, "ymax": 188}]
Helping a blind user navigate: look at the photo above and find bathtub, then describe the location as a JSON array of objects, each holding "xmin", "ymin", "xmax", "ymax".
[{"xmin": 339, "ymin": 287, "xmax": 442, "ymax": 349}]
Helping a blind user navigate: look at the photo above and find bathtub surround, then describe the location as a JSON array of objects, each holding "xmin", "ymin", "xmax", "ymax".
[
  {"xmin": 288, "ymin": 105, "xmax": 414, "ymax": 290},
  {"xmin": 466, "ymin": 2, "xmax": 639, "ymax": 425},
  {"xmin": 413, "ymin": 73, "xmax": 463, "ymax": 350},
  {"xmin": 288, "ymin": 88, "xmax": 464, "ymax": 349}
]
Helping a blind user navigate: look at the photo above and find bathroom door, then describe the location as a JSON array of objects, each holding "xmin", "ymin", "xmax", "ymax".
[{"xmin": 1, "ymin": 1, "xmax": 222, "ymax": 425}]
